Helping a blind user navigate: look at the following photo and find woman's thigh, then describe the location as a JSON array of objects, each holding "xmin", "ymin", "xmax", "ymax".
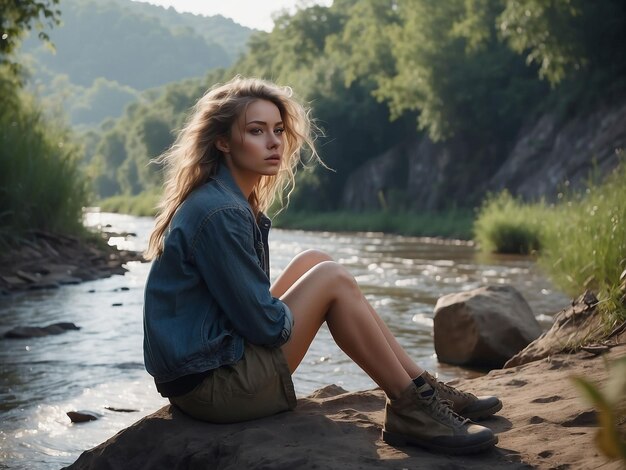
[{"xmin": 280, "ymin": 261, "xmax": 358, "ymax": 373}]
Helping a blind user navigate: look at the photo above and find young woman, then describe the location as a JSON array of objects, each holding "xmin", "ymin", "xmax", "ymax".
[{"xmin": 143, "ymin": 76, "xmax": 502, "ymax": 455}]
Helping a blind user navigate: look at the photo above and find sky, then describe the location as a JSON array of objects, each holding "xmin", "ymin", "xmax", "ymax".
[{"xmin": 132, "ymin": 0, "xmax": 333, "ymax": 31}]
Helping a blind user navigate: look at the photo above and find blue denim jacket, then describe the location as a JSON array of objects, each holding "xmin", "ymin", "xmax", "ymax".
[{"xmin": 143, "ymin": 164, "xmax": 293, "ymax": 384}]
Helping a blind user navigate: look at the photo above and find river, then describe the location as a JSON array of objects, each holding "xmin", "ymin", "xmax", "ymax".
[{"xmin": 0, "ymin": 212, "xmax": 570, "ymax": 469}]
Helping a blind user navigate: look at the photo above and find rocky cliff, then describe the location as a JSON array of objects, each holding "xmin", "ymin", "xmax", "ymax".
[{"xmin": 342, "ymin": 99, "xmax": 626, "ymax": 211}]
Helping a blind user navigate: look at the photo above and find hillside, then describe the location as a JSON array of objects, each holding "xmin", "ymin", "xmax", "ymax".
[
  {"xmin": 81, "ymin": 0, "xmax": 626, "ymax": 212},
  {"xmin": 122, "ymin": 0, "xmax": 252, "ymax": 62},
  {"xmin": 18, "ymin": 0, "xmax": 255, "ymax": 126}
]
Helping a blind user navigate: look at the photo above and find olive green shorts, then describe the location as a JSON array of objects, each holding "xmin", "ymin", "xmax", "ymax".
[{"xmin": 169, "ymin": 343, "xmax": 297, "ymax": 423}]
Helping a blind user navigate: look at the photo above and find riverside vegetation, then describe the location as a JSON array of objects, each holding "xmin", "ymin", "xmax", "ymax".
[
  {"xmin": 0, "ymin": 2, "xmax": 141, "ymax": 290},
  {"xmin": 99, "ymin": 192, "xmax": 475, "ymax": 240},
  {"xmin": 474, "ymin": 158, "xmax": 626, "ymax": 333},
  {"xmin": 0, "ymin": 70, "xmax": 89, "ymax": 249}
]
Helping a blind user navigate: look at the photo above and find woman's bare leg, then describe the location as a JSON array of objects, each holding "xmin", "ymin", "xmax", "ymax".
[
  {"xmin": 271, "ymin": 249, "xmax": 331, "ymax": 298},
  {"xmin": 274, "ymin": 253, "xmax": 501, "ymax": 431},
  {"xmin": 280, "ymin": 260, "xmax": 414, "ymax": 399},
  {"xmin": 273, "ymin": 250, "xmax": 423, "ymax": 380},
  {"xmin": 367, "ymin": 304, "xmax": 424, "ymax": 378}
]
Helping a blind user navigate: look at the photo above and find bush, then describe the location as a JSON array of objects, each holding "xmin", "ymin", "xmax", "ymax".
[
  {"xmin": 99, "ymin": 191, "xmax": 161, "ymax": 217},
  {"xmin": 0, "ymin": 70, "xmax": 89, "ymax": 246},
  {"xmin": 473, "ymin": 191, "xmax": 546, "ymax": 254}
]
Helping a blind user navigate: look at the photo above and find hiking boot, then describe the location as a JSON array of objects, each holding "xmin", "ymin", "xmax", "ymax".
[
  {"xmin": 382, "ymin": 383, "xmax": 498, "ymax": 455},
  {"xmin": 421, "ymin": 371, "xmax": 502, "ymax": 420}
]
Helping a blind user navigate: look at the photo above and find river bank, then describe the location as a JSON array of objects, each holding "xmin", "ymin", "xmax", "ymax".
[
  {"xmin": 0, "ymin": 229, "xmax": 144, "ymax": 295},
  {"xmin": 98, "ymin": 191, "xmax": 476, "ymax": 240}
]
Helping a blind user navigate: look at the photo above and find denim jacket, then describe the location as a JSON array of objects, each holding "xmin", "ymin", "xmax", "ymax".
[{"xmin": 143, "ymin": 164, "xmax": 293, "ymax": 384}]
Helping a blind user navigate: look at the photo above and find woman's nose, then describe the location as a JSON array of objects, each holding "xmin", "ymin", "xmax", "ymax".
[{"xmin": 268, "ymin": 133, "xmax": 281, "ymax": 148}]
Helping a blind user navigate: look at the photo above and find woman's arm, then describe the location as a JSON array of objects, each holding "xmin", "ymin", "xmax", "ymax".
[{"xmin": 192, "ymin": 206, "xmax": 293, "ymax": 348}]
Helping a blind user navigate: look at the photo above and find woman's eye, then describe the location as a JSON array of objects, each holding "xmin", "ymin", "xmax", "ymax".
[
  {"xmin": 274, "ymin": 127, "xmax": 285, "ymax": 135},
  {"xmin": 250, "ymin": 128, "xmax": 262, "ymax": 135}
]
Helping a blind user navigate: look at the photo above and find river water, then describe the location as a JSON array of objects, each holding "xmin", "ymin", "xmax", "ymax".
[{"xmin": 0, "ymin": 212, "xmax": 570, "ymax": 469}]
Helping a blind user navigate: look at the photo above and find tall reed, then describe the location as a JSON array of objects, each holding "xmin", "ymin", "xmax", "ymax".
[
  {"xmin": 0, "ymin": 72, "xmax": 89, "ymax": 246},
  {"xmin": 539, "ymin": 161, "xmax": 626, "ymax": 327}
]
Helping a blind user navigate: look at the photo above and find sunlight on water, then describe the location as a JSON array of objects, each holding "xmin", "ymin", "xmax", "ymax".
[{"xmin": 0, "ymin": 212, "xmax": 571, "ymax": 468}]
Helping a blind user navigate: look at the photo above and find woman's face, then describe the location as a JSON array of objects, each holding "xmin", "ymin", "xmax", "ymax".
[{"xmin": 219, "ymin": 99, "xmax": 285, "ymax": 181}]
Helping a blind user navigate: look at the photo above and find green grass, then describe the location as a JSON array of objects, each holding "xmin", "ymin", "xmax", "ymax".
[
  {"xmin": 0, "ymin": 71, "xmax": 89, "ymax": 247},
  {"xmin": 474, "ymin": 158, "xmax": 626, "ymax": 332},
  {"xmin": 99, "ymin": 190, "xmax": 161, "ymax": 217},
  {"xmin": 273, "ymin": 210, "xmax": 474, "ymax": 239},
  {"xmin": 473, "ymin": 191, "xmax": 548, "ymax": 255},
  {"xmin": 539, "ymin": 161, "xmax": 626, "ymax": 329},
  {"xmin": 98, "ymin": 191, "xmax": 474, "ymax": 239}
]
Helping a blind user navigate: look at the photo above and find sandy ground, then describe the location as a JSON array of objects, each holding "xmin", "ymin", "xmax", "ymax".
[
  {"xmin": 66, "ymin": 333, "xmax": 625, "ymax": 470},
  {"xmin": 455, "ymin": 339, "xmax": 625, "ymax": 469}
]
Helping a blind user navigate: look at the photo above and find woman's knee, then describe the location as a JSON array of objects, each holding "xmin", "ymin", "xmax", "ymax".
[
  {"xmin": 295, "ymin": 249, "xmax": 333, "ymax": 266},
  {"xmin": 311, "ymin": 260, "xmax": 360, "ymax": 293}
]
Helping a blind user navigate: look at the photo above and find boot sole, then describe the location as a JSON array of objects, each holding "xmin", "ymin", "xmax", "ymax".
[
  {"xmin": 461, "ymin": 400, "xmax": 503, "ymax": 421},
  {"xmin": 382, "ymin": 430, "xmax": 498, "ymax": 455}
]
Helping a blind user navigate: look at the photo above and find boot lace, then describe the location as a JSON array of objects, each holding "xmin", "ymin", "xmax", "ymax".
[
  {"xmin": 434, "ymin": 378, "xmax": 476, "ymax": 400},
  {"xmin": 426, "ymin": 395, "xmax": 470, "ymax": 427}
]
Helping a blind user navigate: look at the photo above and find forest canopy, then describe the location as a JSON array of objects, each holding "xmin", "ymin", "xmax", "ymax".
[{"xmin": 76, "ymin": 0, "xmax": 626, "ymax": 210}]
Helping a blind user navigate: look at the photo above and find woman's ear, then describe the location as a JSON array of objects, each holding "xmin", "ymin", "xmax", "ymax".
[{"xmin": 215, "ymin": 136, "xmax": 230, "ymax": 154}]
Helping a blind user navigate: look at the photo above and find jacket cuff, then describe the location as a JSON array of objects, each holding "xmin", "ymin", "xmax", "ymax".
[{"xmin": 272, "ymin": 301, "xmax": 293, "ymax": 348}]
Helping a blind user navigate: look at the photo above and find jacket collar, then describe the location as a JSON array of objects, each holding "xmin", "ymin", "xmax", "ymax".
[
  {"xmin": 213, "ymin": 162, "xmax": 247, "ymax": 204},
  {"xmin": 212, "ymin": 163, "xmax": 271, "ymax": 226}
]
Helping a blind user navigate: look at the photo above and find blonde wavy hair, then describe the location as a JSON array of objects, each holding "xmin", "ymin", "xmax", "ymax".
[{"xmin": 145, "ymin": 76, "xmax": 319, "ymax": 260}]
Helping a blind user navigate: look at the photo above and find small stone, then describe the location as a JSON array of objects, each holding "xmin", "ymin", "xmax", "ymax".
[
  {"xmin": 4, "ymin": 322, "xmax": 80, "ymax": 339},
  {"xmin": 67, "ymin": 410, "xmax": 100, "ymax": 423},
  {"xmin": 16, "ymin": 270, "xmax": 40, "ymax": 283},
  {"xmin": 59, "ymin": 277, "xmax": 82, "ymax": 285},
  {"xmin": 105, "ymin": 406, "xmax": 138, "ymax": 413},
  {"xmin": 27, "ymin": 282, "xmax": 60, "ymax": 290},
  {"xmin": 562, "ymin": 410, "xmax": 598, "ymax": 427},
  {"xmin": 1, "ymin": 276, "xmax": 26, "ymax": 287}
]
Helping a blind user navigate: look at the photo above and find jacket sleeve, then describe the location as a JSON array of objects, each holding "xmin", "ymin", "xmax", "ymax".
[{"xmin": 191, "ymin": 206, "xmax": 293, "ymax": 348}]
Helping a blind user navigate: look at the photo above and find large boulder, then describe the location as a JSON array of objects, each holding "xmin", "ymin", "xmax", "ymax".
[
  {"xmin": 64, "ymin": 385, "xmax": 527, "ymax": 470},
  {"xmin": 433, "ymin": 285, "xmax": 542, "ymax": 368}
]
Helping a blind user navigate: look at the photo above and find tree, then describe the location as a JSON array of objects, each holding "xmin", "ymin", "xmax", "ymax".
[
  {"xmin": 0, "ymin": 0, "xmax": 60, "ymax": 76},
  {"xmin": 498, "ymin": 0, "xmax": 626, "ymax": 89}
]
